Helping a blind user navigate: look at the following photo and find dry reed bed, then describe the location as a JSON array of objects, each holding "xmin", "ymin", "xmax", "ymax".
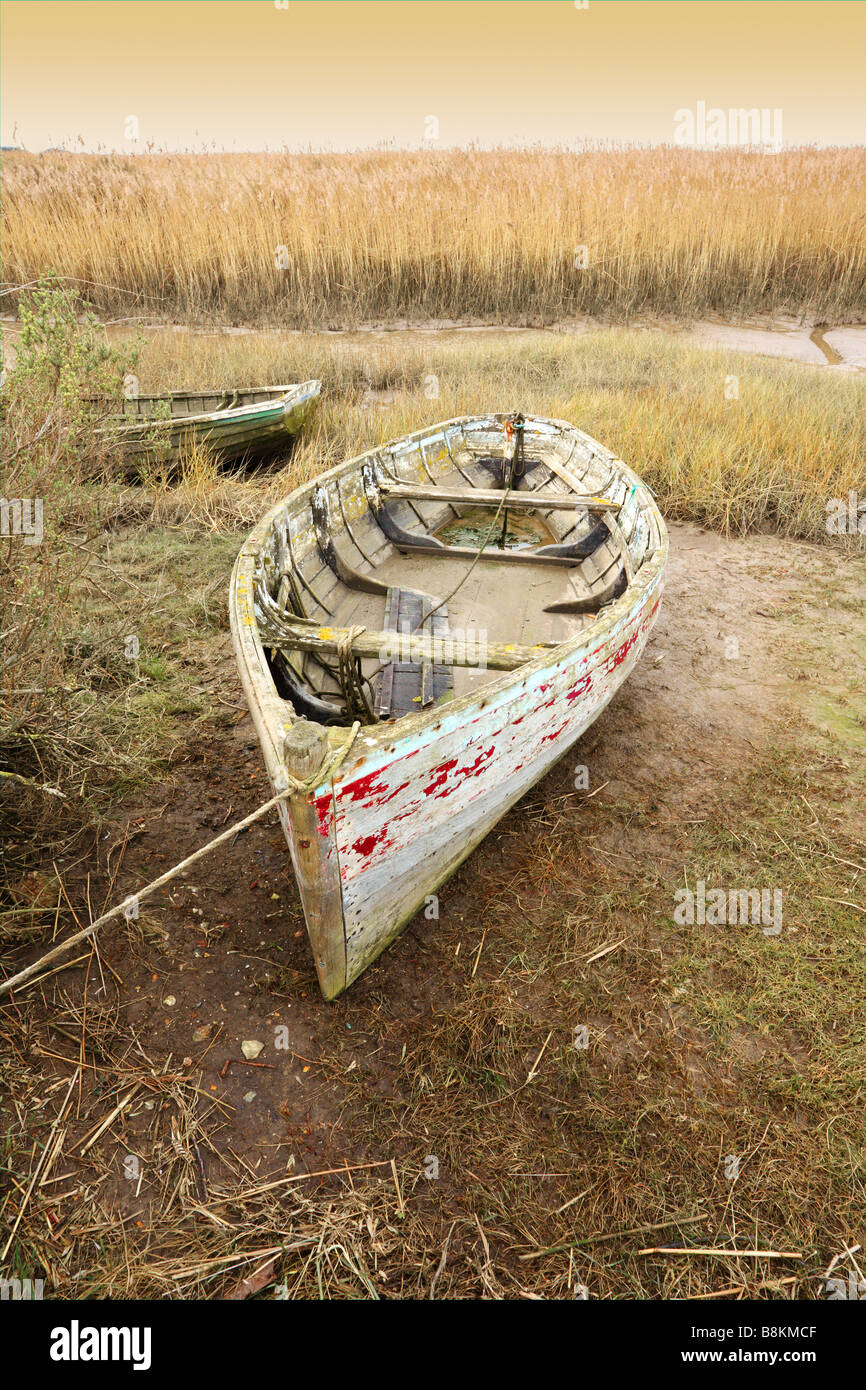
[{"xmin": 3, "ymin": 147, "xmax": 866, "ymax": 325}]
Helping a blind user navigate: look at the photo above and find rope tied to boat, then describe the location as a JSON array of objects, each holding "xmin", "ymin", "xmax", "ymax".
[
  {"xmin": 0, "ymin": 722, "xmax": 362, "ymax": 1001},
  {"xmin": 335, "ymin": 624, "xmax": 377, "ymax": 725}
]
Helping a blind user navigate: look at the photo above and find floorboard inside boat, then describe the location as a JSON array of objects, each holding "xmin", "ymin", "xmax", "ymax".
[{"xmin": 329, "ymin": 551, "xmax": 595, "ymax": 702}]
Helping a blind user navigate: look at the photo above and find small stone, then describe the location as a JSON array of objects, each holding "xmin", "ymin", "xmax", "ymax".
[
  {"xmin": 163, "ymin": 996, "xmax": 176, "ymax": 1007},
  {"xmin": 241, "ymin": 1039, "xmax": 264, "ymax": 1060},
  {"xmin": 192, "ymin": 1024, "xmax": 212, "ymax": 1044},
  {"xmin": 243, "ymin": 1091, "xmax": 256, "ymax": 1103}
]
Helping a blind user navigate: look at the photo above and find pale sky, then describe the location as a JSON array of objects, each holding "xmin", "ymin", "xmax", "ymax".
[{"xmin": 2, "ymin": 0, "xmax": 864, "ymax": 151}]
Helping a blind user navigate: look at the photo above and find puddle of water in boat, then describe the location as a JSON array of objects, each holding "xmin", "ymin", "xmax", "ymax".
[{"xmin": 435, "ymin": 507, "xmax": 554, "ymax": 551}]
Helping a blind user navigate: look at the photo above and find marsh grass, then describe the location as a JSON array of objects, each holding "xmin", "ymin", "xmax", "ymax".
[
  {"xmin": 3, "ymin": 147, "xmax": 865, "ymax": 325},
  {"xmin": 133, "ymin": 325, "xmax": 866, "ymax": 542}
]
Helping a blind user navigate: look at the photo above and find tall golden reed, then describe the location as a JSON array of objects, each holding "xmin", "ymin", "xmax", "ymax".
[{"xmin": 3, "ymin": 147, "xmax": 864, "ymax": 326}]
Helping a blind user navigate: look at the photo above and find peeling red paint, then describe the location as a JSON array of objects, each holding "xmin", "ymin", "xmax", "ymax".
[
  {"xmin": 422, "ymin": 757, "xmax": 459, "ymax": 796},
  {"xmin": 542, "ymin": 722, "xmax": 571, "ymax": 744},
  {"xmin": 565, "ymin": 674, "xmax": 592, "ymax": 703},
  {"xmin": 606, "ymin": 630, "xmax": 639, "ymax": 672},
  {"xmin": 455, "ymin": 746, "xmax": 495, "ymax": 778},
  {"xmin": 314, "ymin": 793, "xmax": 333, "ymax": 838},
  {"xmin": 338, "ymin": 769, "xmax": 391, "ymax": 804},
  {"xmin": 325, "ymin": 577, "xmax": 664, "ymax": 901},
  {"xmin": 351, "ymin": 827, "xmax": 390, "ymax": 858},
  {"xmin": 383, "ymin": 779, "xmax": 410, "ymax": 804}
]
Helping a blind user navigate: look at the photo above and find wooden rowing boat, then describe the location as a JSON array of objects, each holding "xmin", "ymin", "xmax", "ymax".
[
  {"xmin": 107, "ymin": 381, "xmax": 321, "ymax": 464},
  {"xmin": 230, "ymin": 412, "xmax": 667, "ymax": 999}
]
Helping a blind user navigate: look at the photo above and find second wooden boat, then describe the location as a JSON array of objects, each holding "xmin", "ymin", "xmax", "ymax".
[
  {"xmin": 107, "ymin": 380, "xmax": 321, "ymax": 464},
  {"xmin": 230, "ymin": 412, "xmax": 667, "ymax": 998}
]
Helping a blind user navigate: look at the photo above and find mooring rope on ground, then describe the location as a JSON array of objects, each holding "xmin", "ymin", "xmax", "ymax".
[{"xmin": 0, "ymin": 722, "xmax": 361, "ymax": 1000}]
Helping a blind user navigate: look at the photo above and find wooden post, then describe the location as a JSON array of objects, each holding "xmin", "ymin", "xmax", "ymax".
[
  {"xmin": 284, "ymin": 720, "xmax": 329, "ymax": 782},
  {"xmin": 282, "ymin": 721, "xmax": 347, "ymax": 1000}
]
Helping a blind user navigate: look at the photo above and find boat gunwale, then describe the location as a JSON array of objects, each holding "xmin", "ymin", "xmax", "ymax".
[
  {"xmin": 230, "ymin": 412, "xmax": 668, "ymax": 783},
  {"xmin": 109, "ymin": 379, "xmax": 322, "ymax": 437}
]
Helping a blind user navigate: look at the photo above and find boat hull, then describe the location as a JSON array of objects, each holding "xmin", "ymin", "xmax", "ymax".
[
  {"xmin": 115, "ymin": 380, "xmax": 320, "ymax": 464},
  {"xmin": 320, "ymin": 576, "xmax": 662, "ymax": 986},
  {"xmin": 230, "ymin": 412, "xmax": 667, "ymax": 999}
]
